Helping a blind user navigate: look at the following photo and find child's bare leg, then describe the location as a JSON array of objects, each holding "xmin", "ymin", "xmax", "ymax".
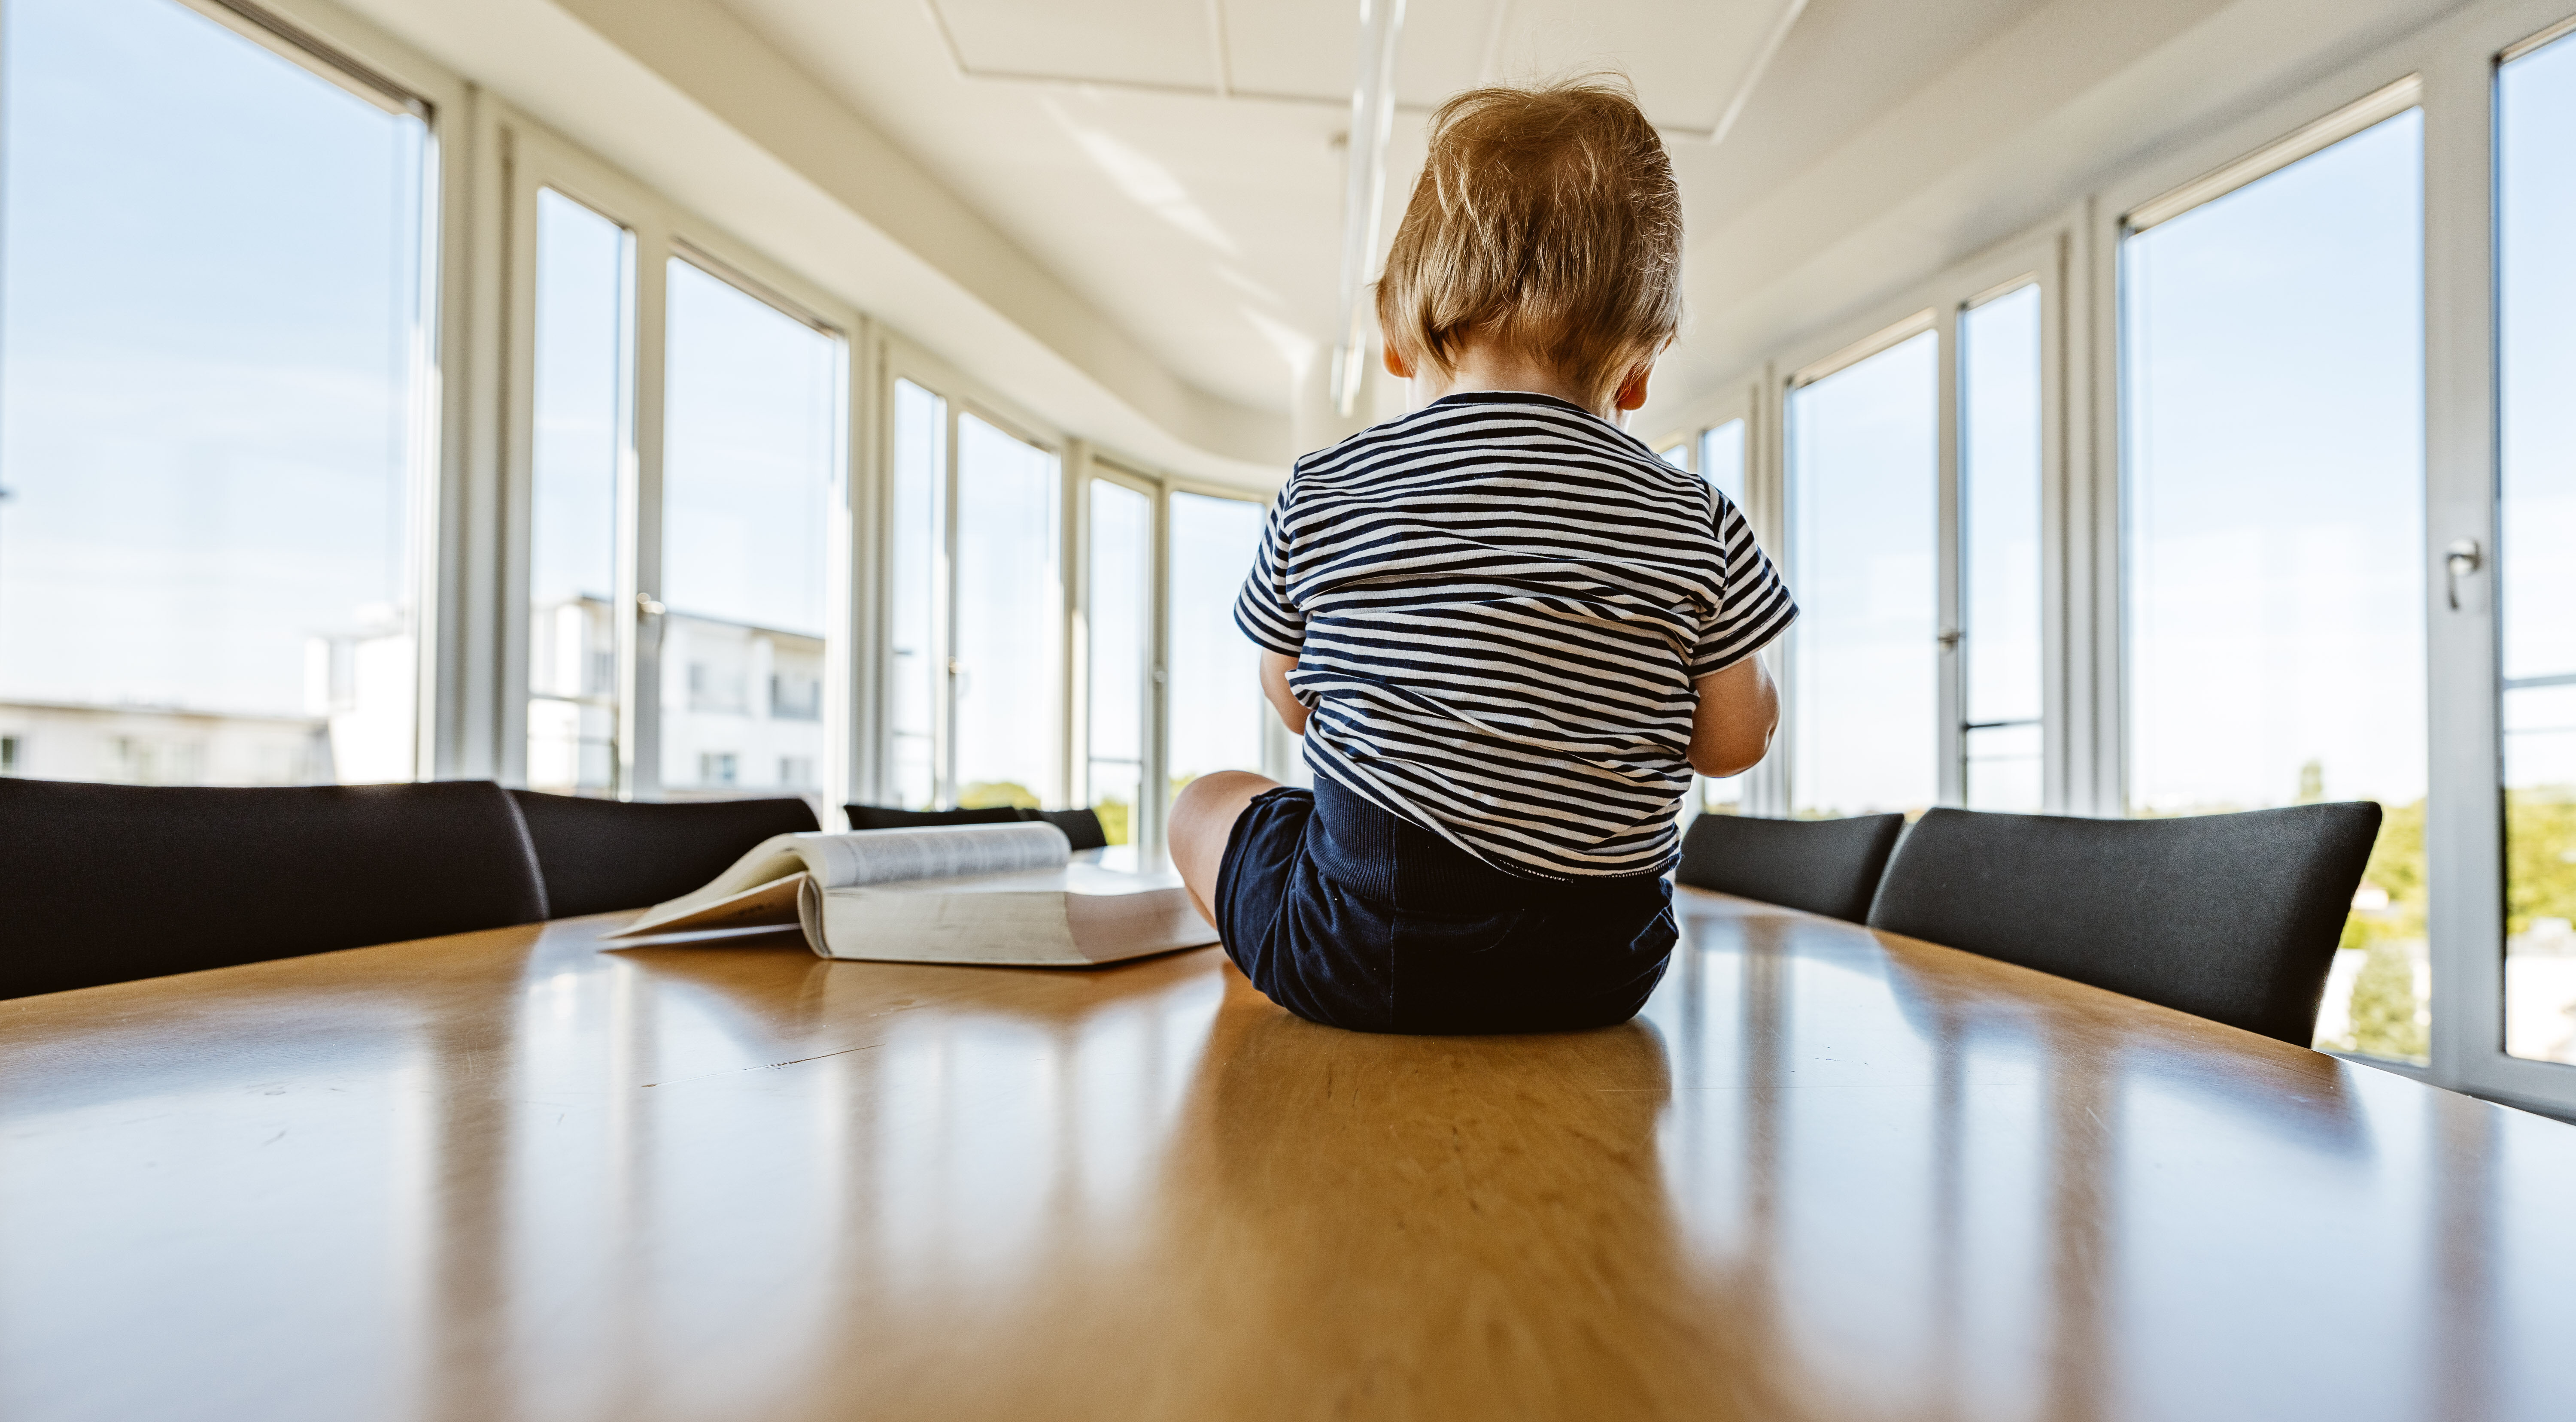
[{"xmin": 1170, "ymin": 770, "xmax": 1281, "ymax": 929}]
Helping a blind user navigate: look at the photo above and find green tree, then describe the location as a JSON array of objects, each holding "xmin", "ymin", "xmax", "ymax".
[
  {"xmin": 2339, "ymin": 938, "xmax": 2428, "ymax": 1060},
  {"xmin": 2505, "ymin": 789, "xmax": 2576, "ymax": 937},
  {"xmin": 957, "ymin": 780, "xmax": 1039, "ymax": 810},
  {"xmin": 1094, "ymin": 796, "xmax": 1131, "ymax": 846}
]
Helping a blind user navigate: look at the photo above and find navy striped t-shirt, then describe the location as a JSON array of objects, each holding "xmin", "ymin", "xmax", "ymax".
[{"xmin": 1233, "ymin": 391, "xmax": 1798, "ymax": 880}]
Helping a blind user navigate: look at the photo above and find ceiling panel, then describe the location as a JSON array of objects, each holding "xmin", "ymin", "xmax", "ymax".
[
  {"xmin": 1488, "ymin": 0, "xmax": 1787, "ymax": 130},
  {"xmin": 931, "ymin": 0, "xmax": 1217, "ymax": 90}
]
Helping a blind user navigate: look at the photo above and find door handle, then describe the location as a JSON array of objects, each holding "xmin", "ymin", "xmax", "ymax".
[{"xmin": 2444, "ymin": 539, "xmax": 2482, "ymax": 611}]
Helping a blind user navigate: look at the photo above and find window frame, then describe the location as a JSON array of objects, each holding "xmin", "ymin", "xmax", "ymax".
[
  {"xmin": 496, "ymin": 116, "xmax": 866, "ymax": 812},
  {"xmin": 1746, "ymin": 224, "xmax": 2074, "ymax": 822}
]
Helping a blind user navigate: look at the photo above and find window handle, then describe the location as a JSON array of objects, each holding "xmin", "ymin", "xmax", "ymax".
[
  {"xmin": 2444, "ymin": 539, "xmax": 2482, "ymax": 612},
  {"xmin": 635, "ymin": 593, "xmax": 667, "ymax": 618},
  {"xmin": 1937, "ymin": 627, "xmax": 1963, "ymax": 651}
]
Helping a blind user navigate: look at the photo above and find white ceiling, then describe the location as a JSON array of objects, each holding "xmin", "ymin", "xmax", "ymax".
[{"xmin": 708, "ymin": 0, "xmax": 2061, "ymax": 421}]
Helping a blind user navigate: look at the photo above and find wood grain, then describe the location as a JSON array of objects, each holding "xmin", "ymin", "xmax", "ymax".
[{"xmin": 3, "ymin": 892, "xmax": 2571, "ymax": 1421}]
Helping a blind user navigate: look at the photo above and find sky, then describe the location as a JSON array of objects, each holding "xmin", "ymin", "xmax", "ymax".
[
  {"xmin": 2123, "ymin": 112, "xmax": 2424, "ymax": 815},
  {"xmin": 2500, "ymin": 35, "xmax": 2576, "ymax": 793},
  {"xmin": 0, "ymin": 0, "xmax": 422, "ymax": 719}
]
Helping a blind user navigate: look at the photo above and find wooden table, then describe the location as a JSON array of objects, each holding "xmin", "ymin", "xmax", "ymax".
[{"xmin": 5, "ymin": 892, "xmax": 2572, "ymax": 1422}]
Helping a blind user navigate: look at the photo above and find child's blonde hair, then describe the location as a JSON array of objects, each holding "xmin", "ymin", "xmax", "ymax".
[{"xmin": 1375, "ymin": 76, "xmax": 1682, "ymax": 411}]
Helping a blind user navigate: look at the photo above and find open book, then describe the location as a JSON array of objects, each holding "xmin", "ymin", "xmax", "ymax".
[{"xmin": 605, "ymin": 822, "xmax": 1220, "ymax": 967}]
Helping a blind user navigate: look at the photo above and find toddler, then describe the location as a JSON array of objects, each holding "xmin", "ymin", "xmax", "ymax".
[{"xmin": 1170, "ymin": 77, "xmax": 1796, "ymax": 1034}]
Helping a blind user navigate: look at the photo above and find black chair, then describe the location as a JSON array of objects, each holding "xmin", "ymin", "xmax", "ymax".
[
  {"xmin": 844, "ymin": 804, "xmax": 1025, "ymax": 831},
  {"xmin": 1029, "ymin": 807, "xmax": 1110, "ymax": 852},
  {"xmin": 0, "ymin": 778, "xmax": 549, "ymax": 999},
  {"xmin": 1673, "ymin": 811, "xmax": 1906, "ymax": 922},
  {"xmin": 509, "ymin": 790, "xmax": 820, "ymax": 919},
  {"xmin": 843, "ymin": 803, "xmax": 1110, "ymax": 852},
  {"xmin": 1865, "ymin": 803, "xmax": 2382, "ymax": 1045}
]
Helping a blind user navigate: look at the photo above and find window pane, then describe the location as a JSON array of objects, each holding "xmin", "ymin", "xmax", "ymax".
[
  {"xmin": 1697, "ymin": 416, "xmax": 1751, "ymax": 814},
  {"xmin": 1700, "ymin": 418, "xmax": 1746, "ymax": 506},
  {"xmin": 1167, "ymin": 491, "xmax": 1266, "ymax": 795},
  {"xmin": 1788, "ymin": 330, "xmax": 1939, "ymax": 818},
  {"xmin": 525, "ymin": 192, "xmax": 628, "ymax": 794},
  {"xmin": 953, "ymin": 414, "xmax": 1059, "ymax": 808},
  {"xmin": 889, "ymin": 379, "xmax": 945, "ymax": 810},
  {"xmin": 2500, "ymin": 33, "xmax": 2576, "ymax": 1066},
  {"xmin": 1088, "ymin": 479, "xmax": 1152, "ymax": 845},
  {"xmin": 1961, "ymin": 284, "xmax": 2044, "ymax": 813},
  {"xmin": 659, "ymin": 261, "xmax": 838, "ymax": 798},
  {"xmin": 0, "ymin": 0, "xmax": 426, "ymax": 786},
  {"xmin": 2122, "ymin": 112, "xmax": 2424, "ymax": 1061},
  {"xmin": 1657, "ymin": 445, "xmax": 1689, "ymax": 470}
]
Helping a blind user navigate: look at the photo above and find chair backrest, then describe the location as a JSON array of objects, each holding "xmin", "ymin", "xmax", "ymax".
[
  {"xmin": 845, "ymin": 804, "xmax": 1025, "ymax": 831},
  {"xmin": 509, "ymin": 790, "xmax": 820, "ymax": 919},
  {"xmin": 0, "ymin": 779, "xmax": 549, "ymax": 999},
  {"xmin": 1030, "ymin": 807, "xmax": 1109, "ymax": 852},
  {"xmin": 1674, "ymin": 812, "xmax": 1907, "ymax": 922},
  {"xmin": 1865, "ymin": 803, "xmax": 2382, "ymax": 1045},
  {"xmin": 843, "ymin": 803, "xmax": 1108, "ymax": 852}
]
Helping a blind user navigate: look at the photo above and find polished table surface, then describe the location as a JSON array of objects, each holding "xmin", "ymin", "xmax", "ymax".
[{"xmin": 6, "ymin": 893, "xmax": 2575, "ymax": 1422}]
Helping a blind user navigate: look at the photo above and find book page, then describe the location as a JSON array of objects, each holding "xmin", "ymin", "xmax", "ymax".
[{"xmin": 610, "ymin": 822, "xmax": 1072, "ymax": 938}]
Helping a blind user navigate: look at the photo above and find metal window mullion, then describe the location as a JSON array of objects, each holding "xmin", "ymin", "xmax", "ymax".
[
  {"xmin": 1063, "ymin": 440, "xmax": 1091, "ymax": 811},
  {"xmin": 1144, "ymin": 478, "xmax": 1174, "ymax": 858},
  {"xmin": 2038, "ymin": 221, "xmax": 2079, "ymax": 817},
  {"xmin": 491, "ymin": 121, "xmax": 541, "ymax": 790},
  {"xmin": 1757, "ymin": 365, "xmax": 1794, "ymax": 819},
  {"xmin": 2421, "ymin": 39, "xmax": 2512, "ymax": 1103},
  {"xmin": 620, "ymin": 218, "xmax": 669, "ymax": 800},
  {"xmin": 936, "ymin": 400, "xmax": 961, "ymax": 808},
  {"xmin": 1936, "ymin": 304, "xmax": 1966, "ymax": 810}
]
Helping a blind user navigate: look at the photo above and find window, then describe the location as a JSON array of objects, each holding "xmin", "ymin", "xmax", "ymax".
[
  {"xmin": 888, "ymin": 379, "xmax": 946, "ymax": 810},
  {"xmin": 1788, "ymin": 329, "xmax": 1940, "ymax": 818},
  {"xmin": 1088, "ymin": 479, "xmax": 1154, "ymax": 846},
  {"xmin": 778, "ymin": 755, "xmax": 814, "ymax": 788},
  {"xmin": 1166, "ymin": 491, "xmax": 1267, "ymax": 797},
  {"xmin": 1959, "ymin": 285, "xmax": 2044, "ymax": 813},
  {"xmin": 1657, "ymin": 445, "xmax": 1689, "ymax": 470},
  {"xmin": 0, "ymin": 735, "xmax": 20, "ymax": 776},
  {"xmin": 2121, "ymin": 110, "xmax": 2425, "ymax": 1061},
  {"xmin": 952, "ymin": 414, "xmax": 1060, "ymax": 809},
  {"xmin": 0, "ymin": 0, "xmax": 428, "ymax": 787},
  {"xmin": 658, "ymin": 259, "xmax": 840, "ymax": 796},
  {"xmin": 2499, "ymin": 31, "xmax": 2576, "ymax": 1067},
  {"xmin": 1699, "ymin": 419, "xmax": 1746, "ymax": 506},
  {"xmin": 525, "ymin": 191, "xmax": 630, "ymax": 795}
]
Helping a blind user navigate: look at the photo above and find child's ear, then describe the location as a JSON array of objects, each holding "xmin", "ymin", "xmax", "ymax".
[
  {"xmin": 1382, "ymin": 345, "xmax": 1413, "ymax": 381},
  {"xmin": 1615, "ymin": 365, "xmax": 1653, "ymax": 412}
]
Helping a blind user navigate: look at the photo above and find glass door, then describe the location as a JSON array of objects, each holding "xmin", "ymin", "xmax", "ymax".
[
  {"xmin": 2118, "ymin": 105, "xmax": 2426, "ymax": 1061},
  {"xmin": 2496, "ymin": 27, "xmax": 2576, "ymax": 1071}
]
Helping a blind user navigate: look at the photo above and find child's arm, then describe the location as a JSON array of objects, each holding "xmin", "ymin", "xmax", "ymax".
[
  {"xmin": 1687, "ymin": 655, "xmax": 1778, "ymax": 779},
  {"xmin": 1260, "ymin": 651, "xmax": 1309, "ymax": 735}
]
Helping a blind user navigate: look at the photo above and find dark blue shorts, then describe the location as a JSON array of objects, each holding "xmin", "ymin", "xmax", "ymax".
[{"xmin": 1213, "ymin": 776, "xmax": 1676, "ymax": 1034}]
